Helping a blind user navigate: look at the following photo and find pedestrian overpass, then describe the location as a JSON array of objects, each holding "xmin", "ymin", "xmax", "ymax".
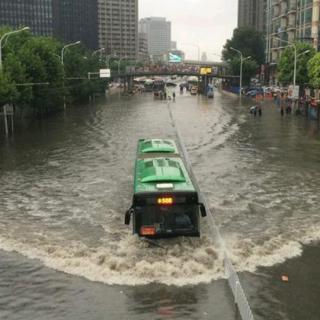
[{"xmin": 111, "ymin": 70, "xmax": 239, "ymax": 94}]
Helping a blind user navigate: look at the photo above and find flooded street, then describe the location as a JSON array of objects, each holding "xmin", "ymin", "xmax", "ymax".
[{"xmin": 1, "ymin": 90, "xmax": 320, "ymax": 319}]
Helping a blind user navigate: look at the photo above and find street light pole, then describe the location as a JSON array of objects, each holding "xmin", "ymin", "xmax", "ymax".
[
  {"xmin": 60, "ymin": 41, "xmax": 81, "ymax": 109},
  {"xmin": 0, "ymin": 26, "xmax": 30, "ymax": 72},
  {"xmin": 92, "ymin": 47, "xmax": 105, "ymax": 58},
  {"xmin": 276, "ymin": 37, "xmax": 310, "ymax": 92},
  {"xmin": 230, "ymin": 47, "xmax": 251, "ymax": 99},
  {"xmin": 275, "ymin": 37, "xmax": 297, "ymax": 87},
  {"xmin": 92, "ymin": 47, "xmax": 105, "ymax": 55},
  {"xmin": 61, "ymin": 41, "xmax": 81, "ymax": 65},
  {"xmin": 117, "ymin": 56, "xmax": 127, "ymax": 78}
]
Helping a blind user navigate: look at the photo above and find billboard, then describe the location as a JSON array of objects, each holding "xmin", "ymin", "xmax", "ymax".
[
  {"xmin": 169, "ymin": 52, "xmax": 183, "ymax": 63},
  {"xmin": 288, "ymin": 85, "xmax": 299, "ymax": 99}
]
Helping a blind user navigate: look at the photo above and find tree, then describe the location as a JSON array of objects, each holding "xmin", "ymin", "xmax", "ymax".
[
  {"xmin": 0, "ymin": 27, "xmax": 108, "ymax": 116},
  {"xmin": 3, "ymin": 53, "xmax": 32, "ymax": 106},
  {"xmin": 63, "ymin": 45, "xmax": 107, "ymax": 103},
  {"xmin": 0, "ymin": 72, "xmax": 17, "ymax": 106},
  {"xmin": 277, "ymin": 42, "xmax": 315, "ymax": 86},
  {"xmin": 17, "ymin": 37, "xmax": 65, "ymax": 114},
  {"xmin": 222, "ymin": 27, "xmax": 265, "ymax": 65},
  {"xmin": 228, "ymin": 57, "xmax": 259, "ymax": 85},
  {"xmin": 222, "ymin": 27, "xmax": 264, "ymax": 85},
  {"xmin": 307, "ymin": 52, "xmax": 320, "ymax": 88}
]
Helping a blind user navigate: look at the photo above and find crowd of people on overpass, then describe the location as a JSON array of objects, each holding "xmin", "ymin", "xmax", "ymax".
[{"xmin": 134, "ymin": 63, "xmax": 200, "ymax": 74}]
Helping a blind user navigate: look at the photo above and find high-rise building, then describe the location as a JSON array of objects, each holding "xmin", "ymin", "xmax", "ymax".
[
  {"xmin": 98, "ymin": 0, "xmax": 138, "ymax": 60},
  {"xmin": 138, "ymin": 32, "xmax": 149, "ymax": 61},
  {"xmin": 53, "ymin": 0, "xmax": 98, "ymax": 50},
  {"xmin": 0, "ymin": 0, "xmax": 54, "ymax": 36},
  {"xmin": 201, "ymin": 52, "xmax": 208, "ymax": 62},
  {"xmin": 171, "ymin": 41, "xmax": 177, "ymax": 50},
  {"xmin": 238, "ymin": 0, "xmax": 266, "ymax": 32},
  {"xmin": 265, "ymin": 0, "xmax": 320, "ymax": 64},
  {"xmin": 0, "ymin": 0, "xmax": 98, "ymax": 49},
  {"xmin": 139, "ymin": 17, "xmax": 171, "ymax": 58}
]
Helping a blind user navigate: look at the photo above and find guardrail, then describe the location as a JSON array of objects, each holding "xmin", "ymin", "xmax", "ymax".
[
  {"xmin": 167, "ymin": 101, "xmax": 255, "ymax": 320},
  {"xmin": 224, "ymin": 255, "xmax": 254, "ymax": 320}
]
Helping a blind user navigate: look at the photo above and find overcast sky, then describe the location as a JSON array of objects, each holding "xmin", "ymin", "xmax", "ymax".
[{"xmin": 139, "ymin": 0, "xmax": 238, "ymax": 61}]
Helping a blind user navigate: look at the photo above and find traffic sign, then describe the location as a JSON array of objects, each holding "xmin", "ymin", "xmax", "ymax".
[{"xmin": 100, "ymin": 69, "xmax": 111, "ymax": 78}]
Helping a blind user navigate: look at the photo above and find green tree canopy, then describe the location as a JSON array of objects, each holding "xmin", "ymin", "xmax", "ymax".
[
  {"xmin": 222, "ymin": 27, "xmax": 264, "ymax": 85},
  {"xmin": 307, "ymin": 52, "xmax": 320, "ymax": 88},
  {"xmin": 277, "ymin": 42, "xmax": 315, "ymax": 86},
  {"xmin": 0, "ymin": 26, "xmax": 109, "ymax": 115},
  {"xmin": 222, "ymin": 27, "xmax": 265, "ymax": 65},
  {"xmin": 229, "ymin": 57, "xmax": 259, "ymax": 85},
  {"xmin": 0, "ymin": 72, "xmax": 17, "ymax": 106},
  {"xmin": 63, "ymin": 44, "xmax": 107, "ymax": 103}
]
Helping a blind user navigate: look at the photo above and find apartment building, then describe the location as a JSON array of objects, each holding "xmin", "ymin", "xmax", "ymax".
[
  {"xmin": 139, "ymin": 17, "xmax": 171, "ymax": 58},
  {"xmin": 238, "ymin": 0, "xmax": 266, "ymax": 32},
  {"xmin": 98, "ymin": 0, "xmax": 138, "ymax": 60},
  {"xmin": 266, "ymin": 0, "xmax": 320, "ymax": 63}
]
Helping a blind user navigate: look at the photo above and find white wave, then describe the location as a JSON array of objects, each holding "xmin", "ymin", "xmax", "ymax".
[
  {"xmin": 1, "ymin": 220, "xmax": 319, "ymax": 287},
  {"xmin": 0, "ymin": 233, "xmax": 225, "ymax": 287}
]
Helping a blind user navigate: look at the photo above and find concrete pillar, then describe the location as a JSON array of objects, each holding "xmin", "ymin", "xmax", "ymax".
[{"xmin": 128, "ymin": 76, "xmax": 134, "ymax": 92}]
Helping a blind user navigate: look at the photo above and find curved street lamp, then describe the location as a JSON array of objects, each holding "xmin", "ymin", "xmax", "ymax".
[
  {"xmin": 0, "ymin": 26, "xmax": 30, "ymax": 72},
  {"xmin": 275, "ymin": 37, "xmax": 311, "ymax": 92},
  {"xmin": 230, "ymin": 47, "xmax": 251, "ymax": 99},
  {"xmin": 60, "ymin": 41, "xmax": 81, "ymax": 109},
  {"xmin": 61, "ymin": 41, "xmax": 81, "ymax": 65},
  {"xmin": 117, "ymin": 56, "xmax": 127, "ymax": 75},
  {"xmin": 274, "ymin": 37, "xmax": 297, "ymax": 88},
  {"xmin": 92, "ymin": 47, "xmax": 105, "ymax": 56}
]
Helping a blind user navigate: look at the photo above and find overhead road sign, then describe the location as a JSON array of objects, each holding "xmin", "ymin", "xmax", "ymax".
[{"xmin": 100, "ymin": 69, "xmax": 111, "ymax": 78}]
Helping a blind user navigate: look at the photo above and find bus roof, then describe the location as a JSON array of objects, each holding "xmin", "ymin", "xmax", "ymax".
[
  {"xmin": 137, "ymin": 139, "xmax": 179, "ymax": 155},
  {"xmin": 134, "ymin": 157, "xmax": 196, "ymax": 193}
]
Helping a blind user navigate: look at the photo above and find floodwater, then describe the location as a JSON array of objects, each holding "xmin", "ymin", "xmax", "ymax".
[{"xmin": 0, "ymin": 89, "xmax": 320, "ymax": 319}]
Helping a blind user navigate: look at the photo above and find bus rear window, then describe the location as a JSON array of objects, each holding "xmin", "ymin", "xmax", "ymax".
[{"xmin": 136, "ymin": 204, "xmax": 199, "ymax": 231}]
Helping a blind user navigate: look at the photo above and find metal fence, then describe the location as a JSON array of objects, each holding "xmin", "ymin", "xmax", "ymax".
[
  {"xmin": 224, "ymin": 255, "xmax": 255, "ymax": 320},
  {"xmin": 167, "ymin": 102, "xmax": 255, "ymax": 320}
]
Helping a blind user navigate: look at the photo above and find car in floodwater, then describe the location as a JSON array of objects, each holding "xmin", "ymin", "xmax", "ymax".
[{"xmin": 125, "ymin": 139, "xmax": 207, "ymax": 238}]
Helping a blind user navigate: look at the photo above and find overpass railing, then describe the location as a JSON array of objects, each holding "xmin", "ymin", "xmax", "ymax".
[{"xmin": 111, "ymin": 70, "xmax": 239, "ymax": 79}]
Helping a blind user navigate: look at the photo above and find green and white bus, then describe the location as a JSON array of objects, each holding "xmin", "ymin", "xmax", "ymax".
[{"xmin": 125, "ymin": 139, "xmax": 207, "ymax": 238}]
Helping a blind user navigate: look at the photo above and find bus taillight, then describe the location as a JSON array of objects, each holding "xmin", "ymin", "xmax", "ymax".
[
  {"xmin": 157, "ymin": 197, "xmax": 173, "ymax": 205},
  {"xmin": 140, "ymin": 226, "xmax": 156, "ymax": 236}
]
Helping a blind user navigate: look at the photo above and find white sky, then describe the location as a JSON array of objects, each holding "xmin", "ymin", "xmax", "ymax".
[{"xmin": 139, "ymin": 0, "xmax": 238, "ymax": 61}]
